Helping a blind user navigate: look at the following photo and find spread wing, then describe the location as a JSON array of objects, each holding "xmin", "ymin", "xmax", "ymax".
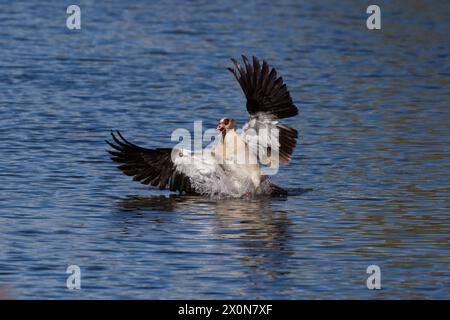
[
  {"xmin": 106, "ymin": 131, "xmax": 239, "ymax": 196},
  {"xmin": 228, "ymin": 55, "xmax": 298, "ymax": 165},
  {"xmin": 106, "ymin": 131, "xmax": 194, "ymax": 193}
]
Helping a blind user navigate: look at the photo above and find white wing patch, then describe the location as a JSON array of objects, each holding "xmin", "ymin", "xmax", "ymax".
[
  {"xmin": 241, "ymin": 113, "xmax": 281, "ymax": 172},
  {"xmin": 172, "ymin": 148, "xmax": 255, "ymax": 198}
]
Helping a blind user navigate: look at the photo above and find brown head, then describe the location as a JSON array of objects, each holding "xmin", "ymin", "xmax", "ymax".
[{"xmin": 216, "ymin": 117, "xmax": 236, "ymax": 133}]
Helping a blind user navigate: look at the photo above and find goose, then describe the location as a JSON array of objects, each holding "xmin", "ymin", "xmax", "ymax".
[{"xmin": 107, "ymin": 56, "xmax": 298, "ymax": 198}]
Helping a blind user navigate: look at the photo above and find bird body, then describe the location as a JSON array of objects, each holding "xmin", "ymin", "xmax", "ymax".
[
  {"xmin": 107, "ymin": 56, "xmax": 299, "ymax": 198},
  {"xmin": 212, "ymin": 128, "xmax": 262, "ymax": 189}
]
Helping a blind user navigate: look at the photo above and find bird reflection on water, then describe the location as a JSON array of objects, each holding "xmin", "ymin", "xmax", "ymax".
[{"xmin": 115, "ymin": 191, "xmax": 309, "ymax": 278}]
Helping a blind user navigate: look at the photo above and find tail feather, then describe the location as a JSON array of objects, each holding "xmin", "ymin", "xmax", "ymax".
[{"xmin": 268, "ymin": 182, "xmax": 288, "ymax": 197}]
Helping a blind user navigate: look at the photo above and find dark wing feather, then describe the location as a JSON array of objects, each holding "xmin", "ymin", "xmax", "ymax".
[
  {"xmin": 228, "ymin": 55, "xmax": 298, "ymax": 119},
  {"xmin": 229, "ymin": 56, "xmax": 299, "ymax": 164},
  {"xmin": 106, "ymin": 131, "xmax": 194, "ymax": 194},
  {"xmin": 277, "ymin": 124, "xmax": 298, "ymax": 164}
]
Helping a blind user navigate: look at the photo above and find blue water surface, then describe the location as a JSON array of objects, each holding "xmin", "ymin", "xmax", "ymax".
[{"xmin": 0, "ymin": 0, "xmax": 449, "ymax": 299}]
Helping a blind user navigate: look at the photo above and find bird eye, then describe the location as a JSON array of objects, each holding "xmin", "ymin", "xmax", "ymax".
[
  {"xmin": 224, "ymin": 119, "xmax": 229, "ymax": 125},
  {"xmin": 178, "ymin": 152, "xmax": 183, "ymax": 157}
]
